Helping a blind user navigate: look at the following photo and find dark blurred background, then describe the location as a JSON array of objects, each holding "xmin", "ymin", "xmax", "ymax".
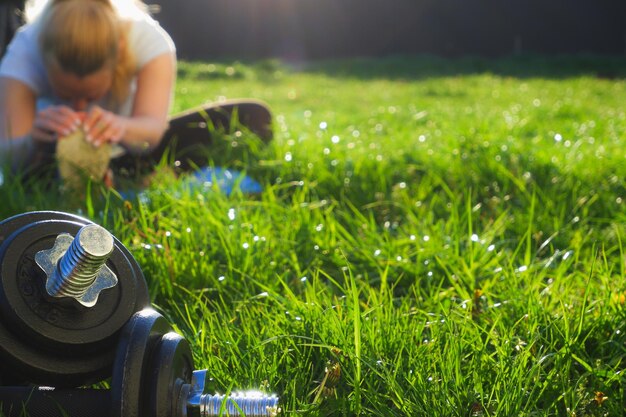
[
  {"xmin": 151, "ymin": 0, "xmax": 626, "ymax": 61},
  {"xmin": 1, "ymin": 1, "xmax": 624, "ymax": 61}
]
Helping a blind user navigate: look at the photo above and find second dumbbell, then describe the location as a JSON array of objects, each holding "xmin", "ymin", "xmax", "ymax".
[{"xmin": 0, "ymin": 309, "xmax": 280, "ymax": 417}]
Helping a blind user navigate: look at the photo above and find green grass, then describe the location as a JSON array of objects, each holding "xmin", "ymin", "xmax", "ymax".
[{"xmin": 1, "ymin": 55, "xmax": 626, "ymax": 416}]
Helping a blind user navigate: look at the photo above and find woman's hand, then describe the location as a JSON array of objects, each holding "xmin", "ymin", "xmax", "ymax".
[
  {"xmin": 32, "ymin": 105, "xmax": 82, "ymax": 143},
  {"xmin": 83, "ymin": 106, "xmax": 126, "ymax": 147}
]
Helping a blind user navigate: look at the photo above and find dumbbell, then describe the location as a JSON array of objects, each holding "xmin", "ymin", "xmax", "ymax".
[
  {"xmin": 0, "ymin": 210, "xmax": 150, "ymax": 386},
  {"xmin": 0, "ymin": 308, "xmax": 280, "ymax": 417},
  {"xmin": 0, "ymin": 211, "xmax": 279, "ymax": 416}
]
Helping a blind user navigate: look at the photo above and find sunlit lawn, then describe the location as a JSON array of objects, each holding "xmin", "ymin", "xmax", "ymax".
[{"xmin": 1, "ymin": 55, "xmax": 626, "ymax": 416}]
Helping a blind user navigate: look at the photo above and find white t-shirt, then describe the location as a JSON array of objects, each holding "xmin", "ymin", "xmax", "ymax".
[{"xmin": 0, "ymin": 10, "xmax": 175, "ymax": 116}]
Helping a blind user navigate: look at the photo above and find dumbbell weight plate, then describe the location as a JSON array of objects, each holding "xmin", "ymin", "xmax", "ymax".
[
  {"xmin": 111, "ymin": 309, "xmax": 172, "ymax": 417},
  {"xmin": 0, "ymin": 211, "xmax": 101, "ymax": 247},
  {"xmin": 0, "ymin": 219, "xmax": 148, "ymax": 348},
  {"xmin": 0, "ymin": 318, "xmax": 196, "ymax": 417},
  {"xmin": 147, "ymin": 332, "xmax": 195, "ymax": 417},
  {"xmin": 0, "ymin": 211, "xmax": 149, "ymax": 386},
  {"xmin": 0, "ymin": 323, "xmax": 116, "ymax": 387}
]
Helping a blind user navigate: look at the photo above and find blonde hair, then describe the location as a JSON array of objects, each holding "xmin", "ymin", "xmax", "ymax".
[{"xmin": 38, "ymin": 0, "xmax": 138, "ymax": 106}]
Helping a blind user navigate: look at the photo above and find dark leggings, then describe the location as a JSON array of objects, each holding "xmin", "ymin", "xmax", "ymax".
[
  {"xmin": 110, "ymin": 99, "xmax": 273, "ymax": 176},
  {"xmin": 25, "ymin": 99, "xmax": 272, "ymax": 182}
]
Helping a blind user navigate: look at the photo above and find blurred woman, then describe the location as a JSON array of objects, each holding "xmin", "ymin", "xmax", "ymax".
[
  {"xmin": 0, "ymin": 0, "xmax": 176, "ymax": 175},
  {"xmin": 0, "ymin": 0, "xmax": 272, "ymax": 182}
]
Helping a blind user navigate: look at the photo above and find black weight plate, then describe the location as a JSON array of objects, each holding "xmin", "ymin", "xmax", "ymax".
[
  {"xmin": 0, "ymin": 211, "xmax": 149, "ymax": 308},
  {"xmin": 0, "ymin": 211, "xmax": 87, "ymax": 247},
  {"xmin": 0, "ymin": 319, "xmax": 115, "ymax": 387},
  {"xmin": 0, "ymin": 211, "xmax": 149, "ymax": 386},
  {"xmin": 147, "ymin": 332, "xmax": 194, "ymax": 417},
  {"xmin": 0, "ymin": 218, "xmax": 149, "ymax": 350},
  {"xmin": 111, "ymin": 309, "xmax": 171, "ymax": 417}
]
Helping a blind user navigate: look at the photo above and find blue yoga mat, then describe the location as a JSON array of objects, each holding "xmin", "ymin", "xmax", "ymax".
[
  {"xmin": 185, "ymin": 166, "xmax": 263, "ymax": 195},
  {"xmin": 120, "ymin": 167, "xmax": 262, "ymax": 201}
]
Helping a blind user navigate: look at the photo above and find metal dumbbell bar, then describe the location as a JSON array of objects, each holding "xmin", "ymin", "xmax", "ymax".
[{"xmin": 0, "ymin": 211, "xmax": 279, "ymax": 417}]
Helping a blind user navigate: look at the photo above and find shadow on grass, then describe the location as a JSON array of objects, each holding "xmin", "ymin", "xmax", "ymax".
[{"xmin": 298, "ymin": 54, "xmax": 626, "ymax": 80}]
